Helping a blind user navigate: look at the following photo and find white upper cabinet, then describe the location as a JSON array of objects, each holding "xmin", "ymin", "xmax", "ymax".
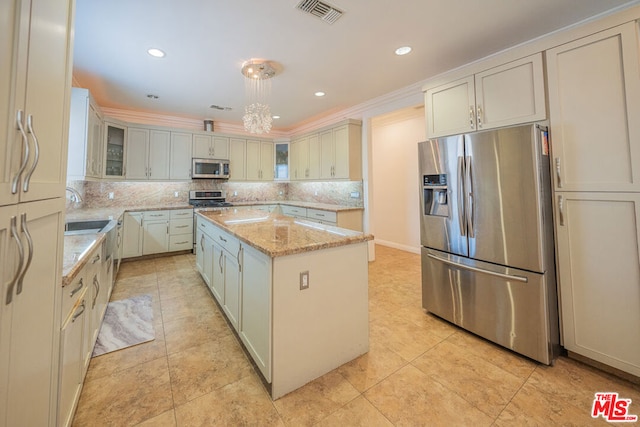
[
  {"xmin": 170, "ymin": 132, "xmax": 193, "ymax": 180},
  {"xmin": 546, "ymin": 22, "xmax": 640, "ymax": 192},
  {"xmin": 425, "ymin": 53, "xmax": 546, "ymax": 138},
  {"xmin": 229, "ymin": 138, "xmax": 246, "ymax": 181},
  {"xmin": 125, "ymin": 128, "xmax": 170, "ymax": 180},
  {"xmin": 67, "ymin": 88, "xmax": 104, "ymax": 180},
  {"xmin": 246, "ymin": 140, "xmax": 274, "ymax": 181},
  {"xmin": 1, "ymin": 0, "xmax": 73, "ymax": 206},
  {"xmin": 193, "ymin": 134, "xmax": 229, "ymax": 159}
]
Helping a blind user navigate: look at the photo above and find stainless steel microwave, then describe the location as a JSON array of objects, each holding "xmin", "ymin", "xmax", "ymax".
[{"xmin": 192, "ymin": 158, "xmax": 230, "ymax": 179}]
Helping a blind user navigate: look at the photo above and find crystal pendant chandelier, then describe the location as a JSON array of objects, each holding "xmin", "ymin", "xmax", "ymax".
[{"xmin": 241, "ymin": 59, "xmax": 277, "ymax": 134}]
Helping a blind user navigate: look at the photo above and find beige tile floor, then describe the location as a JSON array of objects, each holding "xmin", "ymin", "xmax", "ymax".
[{"xmin": 72, "ymin": 245, "xmax": 640, "ymax": 426}]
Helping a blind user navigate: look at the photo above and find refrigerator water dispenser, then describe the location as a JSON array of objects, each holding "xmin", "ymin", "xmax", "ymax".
[{"xmin": 423, "ymin": 174, "xmax": 448, "ymax": 217}]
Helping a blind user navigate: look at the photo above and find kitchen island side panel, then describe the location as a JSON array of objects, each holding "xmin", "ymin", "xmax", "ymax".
[{"xmin": 271, "ymin": 242, "xmax": 369, "ymax": 399}]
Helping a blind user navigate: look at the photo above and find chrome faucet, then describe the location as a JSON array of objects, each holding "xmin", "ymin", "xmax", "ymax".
[{"xmin": 65, "ymin": 187, "xmax": 83, "ymax": 204}]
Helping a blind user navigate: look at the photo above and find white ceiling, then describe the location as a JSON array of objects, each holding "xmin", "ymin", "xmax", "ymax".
[{"xmin": 73, "ymin": 0, "xmax": 638, "ymax": 131}]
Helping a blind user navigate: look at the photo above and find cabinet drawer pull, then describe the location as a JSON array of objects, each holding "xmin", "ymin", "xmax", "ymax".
[
  {"xmin": 23, "ymin": 114, "xmax": 40, "ymax": 192},
  {"xmin": 555, "ymin": 157, "xmax": 562, "ymax": 189},
  {"xmin": 11, "ymin": 110, "xmax": 29, "ymax": 194},
  {"xmin": 72, "ymin": 301, "xmax": 86, "ymax": 322},
  {"xmin": 176, "ymin": 225, "xmax": 189, "ymax": 228},
  {"xmin": 219, "ymin": 236, "xmax": 227, "ymax": 243},
  {"xmin": 469, "ymin": 105, "xmax": 475, "ymax": 129},
  {"xmin": 16, "ymin": 213, "xmax": 33, "ymax": 295},
  {"xmin": 558, "ymin": 195, "xmax": 565, "ymax": 226},
  {"xmin": 70, "ymin": 278, "xmax": 84, "ymax": 297},
  {"xmin": 149, "ymin": 214, "xmax": 163, "ymax": 217},
  {"xmin": 92, "ymin": 276, "xmax": 100, "ymax": 308},
  {"xmin": 316, "ymin": 213, "xmax": 325, "ymax": 217},
  {"xmin": 91, "ymin": 254, "xmax": 101, "ymax": 264},
  {"xmin": 174, "ymin": 241, "xmax": 189, "ymax": 245},
  {"xmin": 6, "ymin": 216, "xmax": 24, "ymax": 305}
]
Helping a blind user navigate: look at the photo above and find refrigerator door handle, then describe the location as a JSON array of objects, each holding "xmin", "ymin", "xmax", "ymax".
[
  {"xmin": 427, "ymin": 253, "xmax": 528, "ymax": 283},
  {"xmin": 457, "ymin": 156, "xmax": 466, "ymax": 236},
  {"xmin": 465, "ymin": 155, "xmax": 475, "ymax": 238}
]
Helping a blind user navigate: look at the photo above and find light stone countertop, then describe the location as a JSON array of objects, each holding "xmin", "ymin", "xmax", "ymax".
[
  {"xmin": 232, "ymin": 201, "xmax": 364, "ymax": 212},
  {"xmin": 196, "ymin": 209, "xmax": 373, "ymax": 257},
  {"xmin": 62, "ymin": 201, "xmax": 362, "ymax": 285},
  {"xmin": 62, "ymin": 233, "xmax": 105, "ymax": 287}
]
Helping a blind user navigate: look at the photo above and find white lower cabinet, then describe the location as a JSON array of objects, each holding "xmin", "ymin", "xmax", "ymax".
[
  {"xmin": 58, "ymin": 293, "xmax": 87, "ymax": 427},
  {"xmin": 222, "ymin": 246, "xmax": 241, "ymax": 331},
  {"xmin": 211, "ymin": 241, "xmax": 224, "ymax": 303},
  {"xmin": 555, "ymin": 192, "xmax": 640, "ymax": 376},
  {"xmin": 240, "ymin": 244, "xmax": 271, "ymax": 381},
  {"xmin": 58, "ymin": 238, "xmax": 106, "ymax": 427},
  {"xmin": 123, "ymin": 209, "xmax": 193, "ymax": 258}
]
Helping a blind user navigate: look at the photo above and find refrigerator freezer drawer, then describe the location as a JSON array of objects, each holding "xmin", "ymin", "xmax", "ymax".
[{"xmin": 421, "ymin": 248, "xmax": 559, "ymax": 364}]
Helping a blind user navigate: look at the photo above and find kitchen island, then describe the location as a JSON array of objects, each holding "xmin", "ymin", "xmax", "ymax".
[{"xmin": 195, "ymin": 208, "xmax": 372, "ymax": 399}]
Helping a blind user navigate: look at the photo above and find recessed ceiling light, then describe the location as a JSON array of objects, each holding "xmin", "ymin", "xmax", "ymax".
[
  {"xmin": 314, "ymin": 91, "xmax": 326, "ymax": 97},
  {"xmin": 147, "ymin": 48, "xmax": 165, "ymax": 58},
  {"xmin": 272, "ymin": 115, "xmax": 280, "ymax": 119},
  {"xmin": 395, "ymin": 46, "xmax": 412, "ymax": 56}
]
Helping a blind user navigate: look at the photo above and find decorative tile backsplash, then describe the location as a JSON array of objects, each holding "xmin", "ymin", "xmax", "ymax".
[{"xmin": 67, "ymin": 180, "xmax": 364, "ymax": 209}]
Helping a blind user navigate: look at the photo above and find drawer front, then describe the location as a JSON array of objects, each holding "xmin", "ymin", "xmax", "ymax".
[
  {"xmin": 306, "ymin": 208, "xmax": 337, "ymax": 223},
  {"xmin": 197, "ymin": 215, "xmax": 216, "ymax": 238},
  {"xmin": 169, "ymin": 235, "xmax": 194, "ymax": 252},
  {"xmin": 62, "ymin": 274, "xmax": 87, "ymax": 323},
  {"xmin": 170, "ymin": 209, "xmax": 193, "ymax": 219},
  {"xmin": 212, "ymin": 227, "xmax": 240, "ymax": 256},
  {"xmin": 281, "ymin": 205, "xmax": 307, "ymax": 217},
  {"xmin": 144, "ymin": 210, "xmax": 170, "ymax": 221},
  {"xmin": 170, "ymin": 218, "xmax": 193, "ymax": 234}
]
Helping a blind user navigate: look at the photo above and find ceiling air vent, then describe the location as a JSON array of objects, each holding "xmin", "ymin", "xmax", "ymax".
[{"xmin": 296, "ymin": 0, "xmax": 343, "ymax": 24}]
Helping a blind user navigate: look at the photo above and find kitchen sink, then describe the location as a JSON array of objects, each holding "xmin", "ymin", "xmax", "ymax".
[{"xmin": 64, "ymin": 219, "xmax": 114, "ymax": 235}]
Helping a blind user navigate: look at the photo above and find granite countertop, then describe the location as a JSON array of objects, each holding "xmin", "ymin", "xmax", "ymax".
[
  {"xmin": 232, "ymin": 201, "xmax": 363, "ymax": 212},
  {"xmin": 64, "ymin": 204, "xmax": 193, "ymax": 222},
  {"xmin": 196, "ymin": 209, "xmax": 373, "ymax": 257},
  {"xmin": 62, "ymin": 233, "xmax": 105, "ymax": 287}
]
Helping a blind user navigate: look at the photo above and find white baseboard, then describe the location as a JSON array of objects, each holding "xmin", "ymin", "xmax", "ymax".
[{"xmin": 374, "ymin": 239, "xmax": 421, "ymax": 255}]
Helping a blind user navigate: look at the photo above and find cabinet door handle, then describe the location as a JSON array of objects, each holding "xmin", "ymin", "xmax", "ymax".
[
  {"xmin": 91, "ymin": 254, "xmax": 101, "ymax": 264},
  {"xmin": 72, "ymin": 301, "xmax": 86, "ymax": 322},
  {"xmin": 237, "ymin": 246, "xmax": 242, "ymax": 273},
  {"xmin": 476, "ymin": 105, "xmax": 483, "ymax": 128},
  {"xmin": 70, "ymin": 278, "xmax": 84, "ymax": 297},
  {"xmin": 555, "ymin": 157, "xmax": 562, "ymax": 189},
  {"xmin": 6, "ymin": 216, "xmax": 24, "ymax": 305},
  {"xmin": 16, "ymin": 213, "xmax": 33, "ymax": 295},
  {"xmin": 219, "ymin": 250, "xmax": 223, "ymax": 274},
  {"xmin": 11, "ymin": 110, "xmax": 29, "ymax": 194},
  {"xmin": 558, "ymin": 195, "xmax": 565, "ymax": 226},
  {"xmin": 469, "ymin": 105, "xmax": 475, "ymax": 129},
  {"xmin": 200, "ymin": 234, "xmax": 204, "ymax": 251},
  {"xmin": 92, "ymin": 275, "xmax": 100, "ymax": 308},
  {"xmin": 23, "ymin": 115, "xmax": 40, "ymax": 192}
]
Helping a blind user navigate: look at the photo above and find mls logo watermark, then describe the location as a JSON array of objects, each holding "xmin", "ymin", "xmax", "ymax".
[{"xmin": 592, "ymin": 392, "xmax": 638, "ymax": 422}]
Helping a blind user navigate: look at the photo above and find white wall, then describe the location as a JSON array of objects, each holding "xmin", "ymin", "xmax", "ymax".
[{"xmin": 370, "ymin": 107, "xmax": 426, "ymax": 253}]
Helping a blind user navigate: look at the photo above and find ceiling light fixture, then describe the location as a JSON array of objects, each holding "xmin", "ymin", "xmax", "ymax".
[
  {"xmin": 241, "ymin": 59, "xmax": 278, "ymax": 134},
  {"xmin": 272, "ymin": 115, "xmax": 280, "ymax": 119},
  {"xmin": 314, "ymin": 91, "xmax": 326, "ymax": 97},
  {"xmin": 395, "ymin": 46, "xmax": 412, "ymax": 56},
  {"xmin": 147, "ymin": 48, "xmax": 165, "ymax": 58}
]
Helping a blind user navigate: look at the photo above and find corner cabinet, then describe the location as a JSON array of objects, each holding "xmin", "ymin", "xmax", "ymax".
[
  {"xmin": 547, "ymin": 22, "xmax": 640, "ymax": 377},
  {"xmin": 425, "ymin": 53, "xmax": 546, "ymax": 138},
  {"xmin": 103, "ymin": 121, "xmax": 127, "ymax": 179}
]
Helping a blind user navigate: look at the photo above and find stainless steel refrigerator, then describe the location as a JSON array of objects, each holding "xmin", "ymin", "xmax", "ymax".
[{"xmin": 419, "ymin": 123, "xmax": 560, "ymax": 364}]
